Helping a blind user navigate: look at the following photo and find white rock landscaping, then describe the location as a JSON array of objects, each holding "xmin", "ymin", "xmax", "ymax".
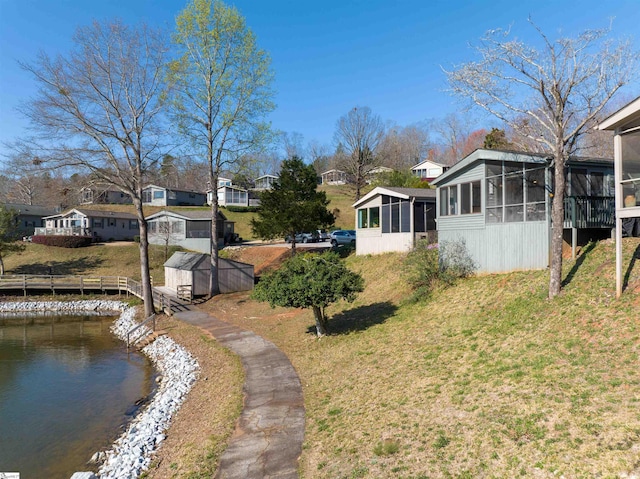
[{"xmin": 0, "ymin": 300, "xmax": 200, "ymax": 479}]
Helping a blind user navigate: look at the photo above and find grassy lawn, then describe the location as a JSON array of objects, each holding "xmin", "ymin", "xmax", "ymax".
[
  {"xmin": 5, "ymin": 235, "xmax": 640, "ymax": 477},
  {"xmin": 2, "ymin": 242, "xmax": 180, "ymax": 283},
  {"xmin": 204, "ymin": 237, "xmax": 640, "ymax": 478}
]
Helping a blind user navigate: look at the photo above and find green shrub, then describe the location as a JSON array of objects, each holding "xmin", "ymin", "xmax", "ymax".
[
  {"xmin": 31, "ymin": 235, "xmax": 93, "ymax": 248},
  {"xmin": 224, "ymin": 205, "xmax": 260, "ymax": 213},
  {"xmin": 373, "ymin": 439, "xmax": 400, "ymax": 456},
  {"xmin": 404, "ymin": 239, "xmax": 475, "ymax": 301},
  {"xmin": 133, "ymin": 235, "xmax": 140, "ymax": 243}
]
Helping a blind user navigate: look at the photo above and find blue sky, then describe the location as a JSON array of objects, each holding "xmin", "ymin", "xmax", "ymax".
[{"xmin": 1, "ymin": 0, "xmax": 639, "ymax": 159}]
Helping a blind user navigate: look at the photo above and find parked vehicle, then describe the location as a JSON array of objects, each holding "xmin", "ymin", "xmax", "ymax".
[
  {"xmin": 329, "ymin": 229, "xmax": 356, "ymax": 246},
  {"xmin": 285, "ymin": 232, "xmax": 318, "ymax": 244},
  {"xmin": 317, "ymin": 229, "xmax": 330, "ymax": 242}
]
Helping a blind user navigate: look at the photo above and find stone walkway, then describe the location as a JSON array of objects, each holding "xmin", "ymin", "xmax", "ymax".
[{"xmin": 173, "ymin": 308, "xmax": 305, "ymax": 479}]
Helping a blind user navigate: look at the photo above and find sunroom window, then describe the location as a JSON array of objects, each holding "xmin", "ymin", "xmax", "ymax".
[{"xmin": 621, "ymin": 129, "xmax": 640, "ymax": 208}]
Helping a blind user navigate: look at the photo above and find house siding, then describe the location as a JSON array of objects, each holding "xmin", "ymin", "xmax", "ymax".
[
  {"xmin": 357, "ymin": 230, "xmax": 414, "ymax": 255},
  {"xmin": 439, "ymin": 221, "xmax": 549, "ymax": 273}
]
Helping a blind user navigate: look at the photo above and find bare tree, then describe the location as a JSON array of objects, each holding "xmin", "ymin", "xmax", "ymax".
[
  {"xmin": 168, "ymin": 0, "xmax": 275, "ymax": 296},
  {"xmin": 280, "ymin": 131, "xmax": 306, "ymax": 159},
  {"xmin": 445, "ymin": 20, "xmax": 638, "ymax": 298},
  {"xmin": 334, "ymin": 106, "xmax": 385, "ymax": 200},
  {"xmin": 17, "ymin": 20, "xmax": 169, "ymax": 316},
  {"xmin": 378, "ymin": 123, "xmax": 432, "ymax": 170}
]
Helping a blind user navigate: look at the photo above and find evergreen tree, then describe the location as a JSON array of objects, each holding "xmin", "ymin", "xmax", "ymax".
[{"xmin": 251, "ymin": 157, "xmax": 334, "ymax": 254}]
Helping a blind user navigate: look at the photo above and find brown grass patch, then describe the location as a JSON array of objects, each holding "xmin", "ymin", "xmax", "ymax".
[{"xmin": 142, "ymin": 315, "xmax": 243, "ymax": 479}]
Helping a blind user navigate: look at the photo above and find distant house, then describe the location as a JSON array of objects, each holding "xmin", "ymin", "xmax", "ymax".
[
  {"xmin": 208, "ymin": 185, "xmax": 249, "ymax": 207},
  {"xmin": 145, "ymin": 209, "xmax": 234, "ymax": 253},
  {"xmin": 38, "ymin": 208, "xmax": 139, "ymax": 241},
  {"xmin": 411, "ymin": 159, "xmax": 450, "ymax": 182},
  {"xmin": 353, "ymin": 187, "xmax": 436, "ymax": 255},
  {"xmin": 431, "ymin": 148, "xmax": 615, "ymax": 273},
  {"xmin": 254, "ymin": 174, "xmax": 278, "ymax": 190},
  {"xmin": 80, "ymin": 185, "xmax": 132, "ymax": 205},
  {"xmin": 321, "ymin": 169, "xmax": 347, "ymax": 185},
  {"xmin": 142, "ymin": 185, "xmax": 206, "ymax": 207},
  {"xmin": 164, "ymin": 251, "xmax": 254, "ymax": 296},
  {"xmin": 2, "ymin": 203, "xmax": 58, "ymax": 236}
]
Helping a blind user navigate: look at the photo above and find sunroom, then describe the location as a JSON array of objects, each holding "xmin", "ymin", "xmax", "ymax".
[
  {"xmin": 353, "ymin": 187, "xmax": 436, "ymax": 255},
  {"xmin": 432, "ymin": 149, "xmax": 614, "ymax": 273}
]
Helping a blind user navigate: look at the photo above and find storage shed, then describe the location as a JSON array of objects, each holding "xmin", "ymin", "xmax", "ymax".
[{"xmin": 164, "ymin": 252, "xmax": 254, "ymax": 296}]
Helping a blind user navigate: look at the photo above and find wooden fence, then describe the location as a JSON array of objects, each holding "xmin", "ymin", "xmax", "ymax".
[{"xmin": 0, "ymin": 275, "xmax": 186, "ymax": 315}]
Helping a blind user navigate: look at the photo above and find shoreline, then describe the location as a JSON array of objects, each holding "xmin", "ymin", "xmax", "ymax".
[{"xmin": 0, "ymin": 300, "xmax": 200, "ymax": 479}]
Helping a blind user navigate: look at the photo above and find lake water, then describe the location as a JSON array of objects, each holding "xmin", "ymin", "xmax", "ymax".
[{"xmin": 0, "ymin": 314, "xmax": 156, "ymax": 479}]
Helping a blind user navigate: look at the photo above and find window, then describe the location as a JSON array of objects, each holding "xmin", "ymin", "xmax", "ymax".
[
  {"xmin": 153, "ymin": 190, "xmax": 165, "ymax": 199},
  {"xmin": 380, "ymin": 195, "xmax": 411, "ymax": 233},
  {"xmin": 358, "ymin": 208, "xmax": 368, "ymax": 228},
  {"xmin": 93, "ymin": 219, "xmax": 103, "ymax": 228},
  {"xmin": 621, "ymin": 130, "xmax": 640, "ymax": 207},
  {"xmin": 129, "ymin": 220, "xmax": 139, "ymax": 230},
  {"xmin": 414, "ymin": 201, "xmax": 435, "ymax": 232},
  {"xmin": 439, "ymin": 188, "xmax": 449, "ymax": 216},
  {"xmin": 358, "ymin": 206, "xmax": 380, "ymax": 229},
  {"xmin": 142, "ymin": 191, "xmax": 152, "ymax": 203},
  {"xmin": 486, "ymin": 162, "xmax": 547, "ymax": 223}
]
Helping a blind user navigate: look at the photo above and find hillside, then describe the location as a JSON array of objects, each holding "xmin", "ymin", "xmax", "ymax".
[
  {"xmin": 5, "ymin": 236, "xmax": 640, "ymax": 477},
  {"xmin": 203, "ymin": 237, "xmax": 640, "ymax": 478},
  {"xmin": 68, "ymin": 183, "xmax": 358, "ymax": 241}
]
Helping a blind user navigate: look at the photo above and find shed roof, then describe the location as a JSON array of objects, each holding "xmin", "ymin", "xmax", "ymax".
[
  {"xmin": 164, "ymin": 252, "xmax": 209, "ymax": 270},
  {"xmin": 44, "ymin": 208, "xmax": 138, "ymax": 220},
  {"xmin": 353, "ymin": 186, "xmax": 436, "ymax": 208},
  {"xmin": 145, "ymin": 209, "xmax": 228, "ymax": 221},
  {"xmin": 431, "ymin": 148, "xmax": 613, "ymax": 187}
]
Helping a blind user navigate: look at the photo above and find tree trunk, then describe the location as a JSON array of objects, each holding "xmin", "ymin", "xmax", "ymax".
[
  {"xmin": 0, "ymin": 253, "xmax": 4, "ymax": 275},
  {"xmin": 133, "ymin": 199, "xmax": 155, "ymax": 317},
  {"xmin": 291, "ymin": 238, "xmax": 297, "ymax": 256},
  {"xmin": 549, "ymin": 149, "xmax": 566, "ymax": 299},
  {"xmin": 312, "ymin": 305, "xmax": 326, "ymax": 337},
  {"xmin": 209, "ymin": 174, "xmax": 221, "ymax": 297}
]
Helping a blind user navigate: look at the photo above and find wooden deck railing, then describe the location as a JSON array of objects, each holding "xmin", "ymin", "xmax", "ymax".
[
  {"xmin": 563, "ymin": 196, "xmax": 615, "ymax": 229},
  {"xmin": 0, "ymin": 274, "xmax": 185, "ymax": 316}
]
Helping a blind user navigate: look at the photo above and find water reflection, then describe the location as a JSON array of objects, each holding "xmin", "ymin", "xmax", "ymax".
[{"xmin": 0, "ymin": 314, "xmax": 155, "ymax": 479}]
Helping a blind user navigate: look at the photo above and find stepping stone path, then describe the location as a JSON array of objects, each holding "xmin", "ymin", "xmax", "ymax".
[{"xmin": 174, "ymin": 308, "xmax": 305, "ymax": 479}]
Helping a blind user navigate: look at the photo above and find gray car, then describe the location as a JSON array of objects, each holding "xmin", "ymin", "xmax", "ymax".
[{"xmin": 329, "ymin": 229, "xmax": 356, "ymax": 246}]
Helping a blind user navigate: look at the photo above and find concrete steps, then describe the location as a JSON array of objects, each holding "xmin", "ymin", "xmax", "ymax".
[{"xmin": 134, "ymin": 329, "xmax": 167, "ymax": 350}]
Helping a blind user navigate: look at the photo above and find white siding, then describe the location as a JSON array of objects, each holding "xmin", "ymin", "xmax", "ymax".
[{"xmin": 356, "ymin": 230, "xmax": 414, "ymax": 255}]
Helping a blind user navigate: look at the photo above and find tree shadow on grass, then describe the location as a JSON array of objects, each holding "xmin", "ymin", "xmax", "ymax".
[
  {"xmin": 623, "ymin": 244, "xmax": 640, "ymax": 292},
  {"xmin": 11, "ymin": 256, "xmax": 105, "ymax": 275},
  {"xmin": 561, "ymin": 241, "xmax": 597, "ymax": 288},
  {"xmin": 306, "ymin": 301, "xmax": 398, "ymax": 336}
]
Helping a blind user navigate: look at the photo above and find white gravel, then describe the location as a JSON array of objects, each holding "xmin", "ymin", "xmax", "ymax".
[{"xmin": 0, "ymin": 300, "xmax": 200, "ymax": 479}]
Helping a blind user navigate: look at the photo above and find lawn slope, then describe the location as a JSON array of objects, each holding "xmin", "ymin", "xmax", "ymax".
[{"xmin": 206, "ymin": 238, "xmax": 640, "ymax": 478}]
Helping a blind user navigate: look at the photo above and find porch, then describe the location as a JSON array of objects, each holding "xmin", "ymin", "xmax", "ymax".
[{"xmin": 34, "ymin": 227, "xmax": 91, "ymax": 236}]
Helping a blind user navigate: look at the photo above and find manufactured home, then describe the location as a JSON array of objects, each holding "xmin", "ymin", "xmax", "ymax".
[
  {"xmin": 353, "ymin": 187, "xmax": 437, "ymax": 255},
  {"xmin": 142, "ymin": 185, "xmax": 206, "ymax": 207},
  {"xmin": 146, "ymin": 209, "xmax": 234, "ymax": 253},
  {"xmin": 38, "ymin": 208, "xmax": 139, "ymax": 241},
  {"xmin": 431, "ymin": 149, "xmax": 615, "ymax": 273}
]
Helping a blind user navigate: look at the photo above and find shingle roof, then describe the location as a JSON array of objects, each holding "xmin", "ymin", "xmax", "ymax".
[
  {"xmin": 164, "ymin": 252, "xmax": 209, "ymax": 270},
  {"xmin": 2, "ymin": 203, "xmax": 58, "ymax": 217}
]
